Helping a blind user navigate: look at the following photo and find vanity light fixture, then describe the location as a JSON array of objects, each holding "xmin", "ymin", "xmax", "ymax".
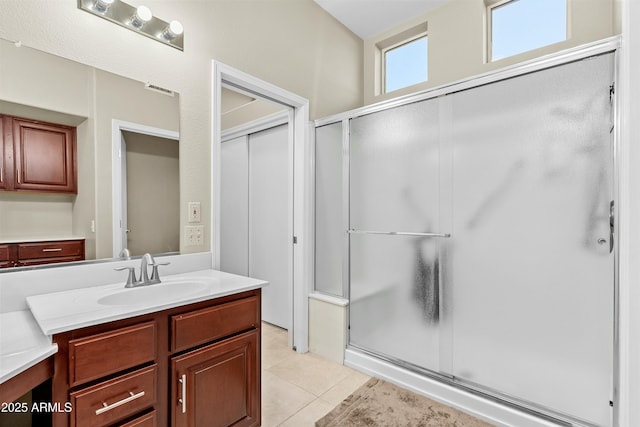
[{"xmin": 77, "ymin": 0, "xmax": 184, "ymax": 50}]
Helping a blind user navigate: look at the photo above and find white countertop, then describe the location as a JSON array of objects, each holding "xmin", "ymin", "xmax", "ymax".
[
  {"xmin": 0, "ymin": 310, "xmax": 57, "ymax": 384},
  {"xmin": 0, "ymin": 236, "xmax": 86, "ymax": 244},
  {"xmin": 27, "ymin": 269, "xmax": 268, "ymax": 335},
  {"xmin": 1, "ymin": 268, "xmax": 266, "ymax": 385}
]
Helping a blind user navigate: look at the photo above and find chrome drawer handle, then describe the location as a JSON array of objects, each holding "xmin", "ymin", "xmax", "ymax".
[
  {"xmin": 95, "ymin": 391, "xmax": 145, "ymax": 415},
  {"xmin": 42, "ymin": 248, "xmax": 63, "ymax": 252},
  {"xmin": 178, "ymin": 374, "xmax": 186, "ymax": 414}
]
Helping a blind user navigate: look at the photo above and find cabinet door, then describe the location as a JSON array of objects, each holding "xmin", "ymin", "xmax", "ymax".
[
  {"xmin": 12, "ymin": 117, "xmax": 76, "ymax": 193},
  {"xmin": 0, "ymin": 244, "xmax": 12, "ymax": 268},
  {"xmin": 0, "ymin": 116, "xmax": 13, "ymax": 190},
  {"xmin": 171, "ymin": 330, "xmax": 260, "ymax": 427}
]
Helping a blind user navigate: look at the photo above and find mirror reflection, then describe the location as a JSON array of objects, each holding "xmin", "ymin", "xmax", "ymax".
[{"xmin": 0, "ymin": 38, "xmax": 180, "ymax": 268}]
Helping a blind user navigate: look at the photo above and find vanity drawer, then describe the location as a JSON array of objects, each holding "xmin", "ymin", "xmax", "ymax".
[
  {"xmin": 69, "ymin": 321, "xmax": 157, "ymax": 386},
  {"xmin": 171, "ymin": 296, "xmax": 259, "ymax": 352},
  {"xmin": 70, "ymin": 365, "xmax": 156, "ymax": 427},
  {"xmin": 118, "ymin": 410, "xmax": 157, "ymax": 427},
  {"xmin": 18, "ymin": 240, "xmax": 84, "ymax": 260}
]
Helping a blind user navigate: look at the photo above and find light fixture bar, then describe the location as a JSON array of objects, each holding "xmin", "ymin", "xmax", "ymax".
[{"xmin": 78, "ymin": 0, "xmax": 184, "ymax": 51}]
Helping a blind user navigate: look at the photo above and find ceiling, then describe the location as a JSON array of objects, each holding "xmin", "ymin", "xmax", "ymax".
[{"xmin": 313, "ymin": 0, "xmax": 448, "ymax": 40}]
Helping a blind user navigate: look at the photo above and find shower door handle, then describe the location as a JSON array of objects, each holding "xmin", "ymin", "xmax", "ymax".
[
  {"xmin": 609, "ymin": 200, "xmax": 615, "ymax": 253},
  {"xmin": 348, "ymin": 229, "xmax": 451, "ymax": 238}
]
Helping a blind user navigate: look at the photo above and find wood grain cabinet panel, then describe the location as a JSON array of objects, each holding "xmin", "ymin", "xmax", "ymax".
[
  {"xmin": 0, "ymin": 117, "xmax": 10, "ymax": 190},
  {"xmin": 118, "ymin": 410, "xmax": 157, "ymax": 427},
  {"xmin": 68, "ymin": 322, "xmax": 156, "ymax": 387},
  {"xmin": 0, "ymin": 115, "xmax": 77, "ymax": 194},
  {"xmin": 69, "ymin": 365, "xmax": 157, "ymax": 427},
  {"xmin": 171, "ymin": 330, "xmax": 260, "ymax": 427},
  {"xmin": 171, "ymin": 296, "xmax": 259, "ymax": 352},
  {"xmin": 52, "ymin": 289, "xmax": 261, "ymax": 427},
  {"xmin": 0, "ymin": 239, "xmax": 84, "ymax": 268},
  {"xmin": 18, "ymin": 240, "xmax": 85, "ymax": 261},
  {"xmin": 12, "ymin": 117, "xmax": 77, "ymax": 193},
  {"xmin": 0, "ymin": 244, "xmax": 12, "ymax": 268}
]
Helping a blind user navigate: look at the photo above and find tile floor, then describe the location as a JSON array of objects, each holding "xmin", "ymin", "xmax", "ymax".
[{"xmin": 261, "ymin": 322, "xmax": 371, "ymax": 427}]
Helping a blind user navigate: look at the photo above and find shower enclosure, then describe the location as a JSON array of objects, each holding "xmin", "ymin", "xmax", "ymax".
[{"xmin": 315, "ymin": 46, "xmax": 617, "ymax": 427}]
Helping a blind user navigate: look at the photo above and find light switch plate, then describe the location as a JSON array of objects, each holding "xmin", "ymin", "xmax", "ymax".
[
  {"xmin": 185, "ymin": 225, "xmax": 204, "ymax": 246},
  {"xmin": 188, "ymin": 202, "xmax": 201, "ymax": 223}
]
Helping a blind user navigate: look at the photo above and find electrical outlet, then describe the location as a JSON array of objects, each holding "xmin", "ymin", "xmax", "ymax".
[
  {"xmin": 185, "ymin": 225, "xmax": 204, "ymax": 246},
  {"xmin": 188, "ymin": 201, "xmax": 201, "ymax": 223}
]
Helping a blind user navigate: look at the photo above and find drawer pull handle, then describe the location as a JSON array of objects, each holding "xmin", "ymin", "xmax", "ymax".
[
  {"xmin": 95, "ymin": 391, "xmax": 145, "ymax": 415},
  {"xmin": 42, "ymin": 248, "xmax": 63, "ymax": 252},
  {"xmin": 178, "ymin": 374, "xmax": 187, "ymax": 414}
]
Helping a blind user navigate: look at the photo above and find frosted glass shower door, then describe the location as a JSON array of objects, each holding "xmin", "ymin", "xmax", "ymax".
[
  {"xmin": 349, "ymin": 98, "xmax": 448, "ymax": 373},
  {"xmin": 450, "ymin": 54, "xmax": 614, "ymax": 425}
]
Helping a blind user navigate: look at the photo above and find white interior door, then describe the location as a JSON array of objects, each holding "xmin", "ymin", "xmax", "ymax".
[
  {"xmin": 220, "ymin": 135, "xmax": 249, "ymax": 276},
  {"xmin": 220, "ymin": 122, "xmax": 292, "ymax": 330},
  {"xmin": 249, "ymin": 123, "xmax": 291, "ymax": 329}
]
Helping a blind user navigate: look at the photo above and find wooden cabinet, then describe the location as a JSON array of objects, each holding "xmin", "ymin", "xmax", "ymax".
[
  {"xmin": 0, "ymin": 239, "xmax": 85, "ymax": 268},
  {"xmin": 172, "ymin": 330, "xmax": 259, "ymax": 427},
  {"xmin": 0, "ymin": 244, "xmax": 13, "ymax": 268},
  {"xmin": 51, "ymin": 290, "xmax": 261, "ymax": 427},
  {"xmin": 0, "ymin": 117, "xmax": 9, "ymax": 190},
  {"xmin": 0, "ymin": 115, "xmax": 77, "ymax": 194}
]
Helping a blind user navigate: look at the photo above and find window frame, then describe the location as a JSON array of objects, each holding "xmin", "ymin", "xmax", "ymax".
[
  {"xmin": 375, "ymin": 22, "xmax": 429, "ymax": 95},
  {"xmin": 382, "ymin": 33, "xmax": 429, "ymax": 94},
  {"xmin": 486, "ymin": 0, "xmax": 569, "ymax": 62}
]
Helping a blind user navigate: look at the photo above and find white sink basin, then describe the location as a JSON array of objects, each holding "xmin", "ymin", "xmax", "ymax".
[{"xmin": 98, "ymin": 281, "xmax": 209, "ymax": 306}]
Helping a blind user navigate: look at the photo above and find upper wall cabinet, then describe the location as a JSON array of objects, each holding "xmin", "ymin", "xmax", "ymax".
[{"xmin": 1, "ymin": 115, "xmax": 77, "ymax": 194}]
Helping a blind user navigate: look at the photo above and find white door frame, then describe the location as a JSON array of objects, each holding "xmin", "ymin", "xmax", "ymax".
[
  {"xmin": 212, "ymin": 61, "xmax": 310, "ymax": 352},
  {"xmin": 111, "ymin": 119, "xmax": 180, "ymax": 258}
]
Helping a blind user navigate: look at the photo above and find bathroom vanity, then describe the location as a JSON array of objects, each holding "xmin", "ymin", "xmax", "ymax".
[
  {"xmin": 0, "ymin": 238, "xmax": 85, "ymax": 268},
  {"xmin": 2, "ymin": 266, "xmax": 266, "ymax": 427}
]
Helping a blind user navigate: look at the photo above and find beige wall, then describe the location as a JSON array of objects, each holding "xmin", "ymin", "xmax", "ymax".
[
  {"xmin": 0, "ymin": 0, "xmax": 363, "ymax": 257},
  {"xmin": 364, "ymin": 0, "xmax": 618, "ymax": 105},
  {"xmin": 94, "ymin": 69, "xmax": 180, "ymax": 258}
]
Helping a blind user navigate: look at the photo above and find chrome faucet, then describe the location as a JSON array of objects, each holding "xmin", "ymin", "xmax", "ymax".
[
  {"xmin": 139, "ymin": 253, "xmax": 154, "ymax": 285},
  {"xmin": 115, "ymin": 253, "xmax": 171, "ymax": 288}
]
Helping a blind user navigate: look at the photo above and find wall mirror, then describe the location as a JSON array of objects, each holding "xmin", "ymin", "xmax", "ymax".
[{"xmin": 0, "ymin": 37, "xmax": 181, "ymax": 268}]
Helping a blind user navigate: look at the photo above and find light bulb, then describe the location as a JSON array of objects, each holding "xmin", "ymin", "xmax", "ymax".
[
  {"xmin": 93, "ymin": 0, "xmax": 115, "ymax": 13},
  {"xmin": 169, "ymin": 20, "xmax": 184, "ymax": 36},
  {"xmin": 161, "ymin": 20, "xmax": 183, "ymax": 40},
  {"xmin": 130, "ymin": 5, "xmax": 152, "ymax": 28}
]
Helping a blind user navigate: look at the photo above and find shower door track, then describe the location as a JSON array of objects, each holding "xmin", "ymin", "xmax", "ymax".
[{"xmin": 347, "ymin": 344, "xmax": 600, "ymax": 427}]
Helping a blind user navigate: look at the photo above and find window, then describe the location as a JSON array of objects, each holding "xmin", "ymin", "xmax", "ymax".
[
  {"xmin": 383, "ymin": 35, "xmax": 428, "ymax": 93},
  {"xmin": 489, "ymin": 0, "xmax": 567, "ymax": 61}
]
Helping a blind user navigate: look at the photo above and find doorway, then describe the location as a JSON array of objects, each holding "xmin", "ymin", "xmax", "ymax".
[
  {"xmin": 112, "ymin": 120, "xmax": 180, "ymax": 258},
  {"xmin": 221, "ymin": 116, "xmax": 292, "ymax": 329},
  {"xmin": 212, "ymin": 61, "xmax": 310, "ymax": 352}
]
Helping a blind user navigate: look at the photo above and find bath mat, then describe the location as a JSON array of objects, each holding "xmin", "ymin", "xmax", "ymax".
[{"xmin": 315, "ymin": 378, "xmax": 495, "ymax": 427}]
